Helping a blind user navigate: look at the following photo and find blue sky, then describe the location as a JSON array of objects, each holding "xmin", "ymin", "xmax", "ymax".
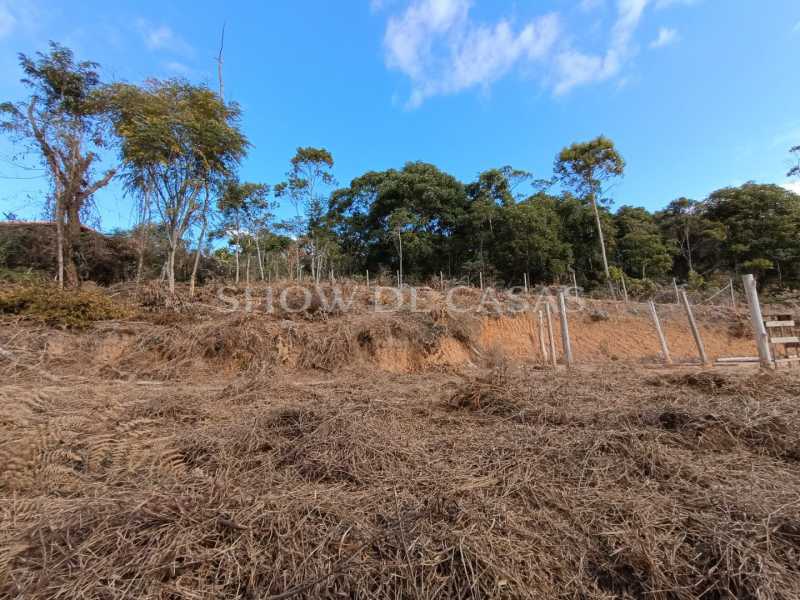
[{"xmin": 1, "ymin": 0, "xmax": 799, "ymax": 231}]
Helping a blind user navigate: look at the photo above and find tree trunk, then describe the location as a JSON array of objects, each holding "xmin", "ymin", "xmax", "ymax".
[
  {"xmin": 136, "ymin": 234, "xmax": 146, "ymax": 285},
  {"xmin": 54, "ymin": 196, "xmax": 65, "ymax": 290},
  {"xmin": 235, "ymin": 244, "xmax": 240, "ymax": 284},
  {"xmin": 255, "ymin": 235, "xmax": 265, "ymax": 281},
  {"xmin": 189, "ymin": 216, "xmax": 208, "ymax": 297},
  {"xmin": 589, "ymin": 195, "xmax": 613, "ymax": 297},
  {"xmin": 167, "ymin": 247, "xmax": 176, "ymax": 294},
  {"xmin": 136, "ymin": 192, "xmax": 151, "ymax": 287},
  {"xmin": 189, "ymin": 189, "xmax": 210, "ymax": 297},
  {"xmin": 64, "ymin": 200, "xmax": 82, "ymax": 288},
  {"xmin": 397, "ymin": 231, "xmax": 404, "ymax": 287}
]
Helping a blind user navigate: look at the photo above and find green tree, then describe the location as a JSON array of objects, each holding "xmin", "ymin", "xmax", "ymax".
[
  {"xmin": 554, "ymin": 136, "xmax": 625, "ymax": 287},
  {"xmin": 704, "ymin": 183, "xmax": 800, "ymax": 286},
  {"xmin": 555, "ymin": 193, "xmax": 617, "ymax": 287},
  {"xmin": 654, "ymin": 198, "xmax": 719, "ymax": 277},
  {"xmin": 109, "ymin": 79, "xmax": 247, "ymax": 293},
  {"xmin": 492, "ymin": 193, "xmax": 572, "ymax": 285},
  {"xmin": 614, "ymin": 206, "xmax": 673, "ymax": 279},
  {"xmin": 463, "ymin": 167, "xmax": 532, "ymax": 275},
  {"xmin": 329, "ymin": 162, "xmax": 467, "ymax": 279},
  {"xmin": 1, "ymin": 43, "xmax": 118, "ymax": 287}
]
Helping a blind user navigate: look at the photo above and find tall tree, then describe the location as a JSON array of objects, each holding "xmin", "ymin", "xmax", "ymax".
[
  {"xmin": 0, "ymin": 43, "xmax": 118, "ymax": 287},
  {"xmin": 275, "ymin": 147, "xmax": 337, "ymax": 281},
  {"xmin": 554, "ymin": 136, "xmax": 625, "ymax": 287},
  {"xmin": 109, "ymin": 79, "xmax": 247, "ymax": 293}
]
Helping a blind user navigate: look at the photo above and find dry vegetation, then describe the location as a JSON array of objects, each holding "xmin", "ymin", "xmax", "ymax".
[{"xmin": 1, "ymin": 283, "xmax": 799, "ymax": 598}]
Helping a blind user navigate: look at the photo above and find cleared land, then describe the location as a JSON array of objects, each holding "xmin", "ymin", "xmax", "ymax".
[{"xmin": 1, "ymin": 283, "xmax": 799, "ymax": 598}]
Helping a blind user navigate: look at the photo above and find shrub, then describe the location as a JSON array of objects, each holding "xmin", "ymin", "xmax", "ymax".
[{"xmin": 0, "ymin": 285, "xmax": 131, "ymax": 328}]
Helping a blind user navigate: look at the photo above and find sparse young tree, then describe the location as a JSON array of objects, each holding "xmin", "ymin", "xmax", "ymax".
[
  {"xmin": 275, "ymin": 147, "xmax": 337, "ymax": 281},
  {"xmin": 554, "ymin": 136, "xmax": 625, "ymax": 288},
  {"xmin": 215, "ymin": 180, "xmax": 273, "ymax": 283},
  {"xmin": 0, "ymin": 43, "xmax": 118, "ymax": 287}
]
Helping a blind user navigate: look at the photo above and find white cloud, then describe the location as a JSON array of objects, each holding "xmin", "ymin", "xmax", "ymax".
[
  {"xmin": 136, "ymin": 19, "xmax": 193, "ymax": 56},
  {"xmin": 782, "ymin": 181, "xmax": 800, "ymax": 195},
  {"xmin": 382, "ymin": 0, "xmax": 699, "ymax": 103},
  {"xmin": 164, "ymin": 61, "xmax": 192, "ymax": 75},
  {"xmin": 580, "ymin": 0, "xmax": 606, "ymax": 12},
  {"xmin": 0, "ymin": 4, "xmax": 17, "ymax": 38},
  {"xmin": 654, "ymin": 0, "xmax": 698, "ymax": 8},
  {"xmin": 384, "ymin": 0, "xmax": 560, "ymax": 107},
  {"xmin": 553, "ymin": 0, "xmax": 647, "ymax": 95},
  {"xmin": 650, "ymin": 26, "xmax": 678, "ymax": 48}
]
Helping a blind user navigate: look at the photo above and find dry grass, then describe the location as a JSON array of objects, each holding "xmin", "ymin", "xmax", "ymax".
[
  {"xmin": 0, "ymin": 284, "xmax": 131, "ymax": 328},
  {"xmin": 2, "ymin": 355, "xmax": 800, "ymax": 598},
  {"xmin": 1, "ymin": 282, "xmax": 800, "ymax": 598}
]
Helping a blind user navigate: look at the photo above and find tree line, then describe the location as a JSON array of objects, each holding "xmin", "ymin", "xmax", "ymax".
[{"xmin": 2, "ymin": 43, "xmax": 800, "ymax": 294}]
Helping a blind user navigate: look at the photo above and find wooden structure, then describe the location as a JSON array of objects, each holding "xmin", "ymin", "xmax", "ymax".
[{"xmin": 763, "ymin": 313, "xmax": 800, "ymax": 368}]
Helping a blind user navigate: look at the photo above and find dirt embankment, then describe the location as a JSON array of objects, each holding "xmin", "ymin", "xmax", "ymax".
[{"xmin": 7, "ymin": 305, "xmax": 754, "ymax": 380}]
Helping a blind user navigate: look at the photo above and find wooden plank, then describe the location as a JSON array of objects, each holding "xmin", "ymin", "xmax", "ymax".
[
  {"xmin": 775, "ymin": 357, "xmax": 800, "ymax": 364},
  {"xmin": 765, "ymin": 320, "xmax": 795, "ymax": 328},
  {"xmin": 769, "ymin": 336, "xmax": 800, "ymax": 345},
  {"xmin": 716, "ymin": 356, "xmax": 759, "ymax": 363}
]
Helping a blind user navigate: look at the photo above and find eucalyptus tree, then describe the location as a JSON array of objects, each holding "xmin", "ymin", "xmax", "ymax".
[
  {"xmin": 0, "ymin": 43, "xmax": 118, "ymax": 287},
  {"xmin": 109, "ymin": 79, "xmax": 247, "ymax": 293},
  {"xmin": 554, "ymin": 136, "xmax": 625, "ymax": 287},
  {"xmin": 274, "ymin": 147, "xmax": 337, "ymax": 281}
]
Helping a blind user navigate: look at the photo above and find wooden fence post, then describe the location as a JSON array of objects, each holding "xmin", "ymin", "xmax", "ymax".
[
  {"xmin": 571, "ymin": 270, "xmax": 579, "ymax": 301},
  {"xmin": 524, "ymin": 273, "xmax": 529, "ymax": 294},
  {"xmin": 545, "ymin": 303, "xmax": 557, "ymax": 369},
  {"xmin": 537, "ymin": 310, "xmax": 548, "ymax": 364},
  {"xmin": 479, "ymin": 271, "xmax": 484, "ymax": 290},
  {"xmin": 621, "ymin": 274, "xmax": 629, "ymax": 303},
  {"xmin": 673, "ymin": 278, "xmax": 680, "ymax": 304},
  {"xmin": 366, "ymin": 270, "xmax": 370, "ymax": 289},
  {"xmin": 440, "ymin": 271, "xmax": 444, "ymax": 291},
  {"xmin": 742, "ymin": 274, "xmax": 772, "ymax": 368},
  {"xmin": 648, "ymin": 300, "xmax": 672, "ymax": 365},
  {"xmin": 680, "ymin": 290, "xmax": 709, "ymax": 365},
  {"xmin": 729, "ymin": 278, "xmax": 736, "ymax": 310},
  {"xmin": 558, "ymin": 290, "xmax": 574, "ymax": 368}
]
